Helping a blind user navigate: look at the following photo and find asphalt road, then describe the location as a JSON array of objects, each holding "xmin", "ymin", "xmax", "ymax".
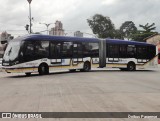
[{"xmin": 0, "ymin": 68, "xmax": 160, "ymax": 121}]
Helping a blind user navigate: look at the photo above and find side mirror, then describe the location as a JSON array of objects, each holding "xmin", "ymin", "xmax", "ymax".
[{"xmin": 1, "ymin": 40, "xmax": 8, "ymax": 44}]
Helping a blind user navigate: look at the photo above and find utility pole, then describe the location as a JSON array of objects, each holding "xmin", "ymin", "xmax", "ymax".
[{"xmin": 27, "ymin": 0, "xmax": 32, "ymax": 34}]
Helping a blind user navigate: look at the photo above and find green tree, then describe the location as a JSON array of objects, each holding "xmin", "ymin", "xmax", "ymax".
[
  {"xmin": 87, "ymin": 14, "xmax": 115, "ymax": 38},
  {"xmin": 120, "ymin": 21, "xmax": 137, "ymax": 40},
  {"xmin": 139, "ymin": 23, "xmax": 156, "ymax": 32},
  {"xmin": 114, "ymin": 29, "xmax": 123, "ymax": 39},
  {"xmin": 132, "ymin": 23, "xmax": 157, "ymax": 42}
]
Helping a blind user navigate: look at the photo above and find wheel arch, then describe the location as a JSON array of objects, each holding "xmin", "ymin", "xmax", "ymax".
[
  {"xmin": 38, "ymin": 62, "xmax": 49, "ymax": 68},
  {"xmin": 128, "ymin": 61, "xmax": 136, "ymax": 65},
  {"xmin": 127, "ymin": 61, "xmax": 136, "ymax": 71},
  {"xmin": 84, "ymin": 61, "xmax": 91, "ymax": 67}
]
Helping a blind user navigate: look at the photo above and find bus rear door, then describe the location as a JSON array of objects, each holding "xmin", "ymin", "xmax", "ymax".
[
  {"xmin": 50, "ymin": 42, "xmax": 62, "ymax": 66},
  {"xmin": 72, "ymin": 43, "xmax": 83, "ymax": 65}
]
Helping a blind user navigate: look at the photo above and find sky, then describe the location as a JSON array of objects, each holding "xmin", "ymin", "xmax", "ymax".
[{"xmin": 0, "ymin": 0, "xmax": 160, "ymax": 37}]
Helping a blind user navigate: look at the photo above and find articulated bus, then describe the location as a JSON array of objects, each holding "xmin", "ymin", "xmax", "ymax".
[{"xmin": 2, "ymin": 34, "xmax": 158, "ymax": 76}]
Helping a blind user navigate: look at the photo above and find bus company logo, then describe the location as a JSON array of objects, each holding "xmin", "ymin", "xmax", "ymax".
[{"xmin": 2, "ymin": 113, "xmax": 12, "ymax": 118}]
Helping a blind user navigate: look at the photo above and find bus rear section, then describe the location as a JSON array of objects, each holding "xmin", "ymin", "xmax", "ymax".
[{"xmin": 99, "ymin": 39, "xmax": 158, "ymax": 71}]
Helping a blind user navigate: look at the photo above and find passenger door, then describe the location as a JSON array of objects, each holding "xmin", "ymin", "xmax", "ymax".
[
  {"xmin": 72, "ymin": 42, "xmax": 83, "ymax": 65},
  {"xmin": 107, "ymin": 44, "xmax": 119, "ymax": 62},
  {"xmin": 50, "ymin": 42, "xmax": 62, "ymax": 66},
  {"xmin": 136, "ymin": 46, "xmax": 148, "ymax": 63}
]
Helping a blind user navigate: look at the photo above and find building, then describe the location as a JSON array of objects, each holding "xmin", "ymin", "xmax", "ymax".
[
  {"xmin": 0, "ymin": 31, "xmax": 14, "ymax": 57},
  {"xmin": 49, "ymin": 21, "xmax": 64, "ymax": 36},
  {"xmin": 145, "ymin": 33, "xmax": 160, "ymax": 50},
  {"xmin": 0, "ymin": 31, "xmax": 14, "ymax": 42},
  {"xmin": 74, "ymin": 31, "xmax": 83, "ymax": 37},
  {"xmin": 145, "ymin": 33, "xmax": 160, "ymax": 64}
]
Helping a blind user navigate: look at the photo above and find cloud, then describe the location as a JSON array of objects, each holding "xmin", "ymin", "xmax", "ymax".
[
  {"xmin": 101, "ymin": 0, "xmax": 119, "ymax": 5},
  {"xmin": 0, "ymin": 0, "xmax": 160, "ymax": 37}
]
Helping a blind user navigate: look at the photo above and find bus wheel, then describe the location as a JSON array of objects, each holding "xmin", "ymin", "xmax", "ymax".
[
  {"xmin": 80, "ymin": 62, "xmax": 91, "ymax": 72},
  {"xmin": 120, "ymin": 68, "xmax": 127, "ymax": 71},
  {"xmin": 127, "ymin": 62, "xmax": 136, "ymax": 71},
  {"xmin": 25, "ymin": 73, "xmax": 31, "ymax": 76},
  {"xmin": 38, "ymin": 63, "xmax": 49, "ymax": 75},
  {"xmin": 69, "ymin": 69, "xmax": 76, "ymax": 72}
]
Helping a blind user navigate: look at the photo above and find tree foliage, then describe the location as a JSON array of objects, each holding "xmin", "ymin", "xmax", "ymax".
[
  {"xmin": 139, "ymin": 23, "xmax": 156, "ymax": 32},
  {"xmin": 87, "ymin": 14, "xmax": 115, "ymax": 38},
  {"xmin": 131, "ymin": 23, "xmax": 157, "ymax": 42},
  {"xmin": 120, "ymin": 21, "xmax": 137, "ymax": 40},
  {"xmin": 114, "ymin": 29, "xmax": 123, "ymax": 39},
  {"xmin": 87, "ymin": 14, "xmax": 158, "ymax": 42}
]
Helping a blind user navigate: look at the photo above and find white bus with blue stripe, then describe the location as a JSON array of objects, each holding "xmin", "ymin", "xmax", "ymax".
[{"xmin": 2, "ymin": 34, "xmax": 158, "ymax": 76}]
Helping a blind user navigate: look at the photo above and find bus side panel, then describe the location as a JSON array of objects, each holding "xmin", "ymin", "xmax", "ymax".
[
  {"xmin": 142, "ymin": 55, "xmax": 158, "ymax": 69},
  {"xmin": 139, "ymin": 46, "xmax": 158, "ymax": 69}
]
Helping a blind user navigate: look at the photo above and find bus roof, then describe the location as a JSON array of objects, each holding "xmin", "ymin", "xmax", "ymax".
[
  {"xmin": 14, "ymin": 34, "xmax": 155, "ymax": 47},
  {"xmin": 18, "ymin": 34, "xmax": 99, "ymax": 42},
  {"xmin": 105, "ymin": 38, "xmax": 155, "ymax": 46}
]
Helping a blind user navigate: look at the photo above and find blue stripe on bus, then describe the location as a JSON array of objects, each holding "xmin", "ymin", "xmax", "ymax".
[
  {"xmin": 23, "ymin": 34, "xmax": 99, "ymax": 42},
  {"xmin": 106, "ymin": 39, "xmax": 155, "ymax": 46}
]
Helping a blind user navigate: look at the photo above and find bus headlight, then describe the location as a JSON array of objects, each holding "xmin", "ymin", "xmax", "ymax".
[{"xmin": 2, "ymin": 63, "xmax": 10, "ymax": 66}]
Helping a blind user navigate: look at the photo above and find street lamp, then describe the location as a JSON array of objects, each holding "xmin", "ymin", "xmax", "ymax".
[
  {"xmin": 39, "ymin": 23, "xmax": 54, "ymax": 35},
  {"xmin": 27, "ymin": 0, "xmax": 32, "ymax": 34}
]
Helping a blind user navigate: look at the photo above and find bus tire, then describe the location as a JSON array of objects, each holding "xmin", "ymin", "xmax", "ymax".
[
  {"xmin": 38, "ymin": 63, "xmax": 49, "ymax": 75},
  {"xmin": 120, "ymin": 68, "xmax": 127, "ymax": 71},
  {"xmin": 80, "ymin": 62, "xmax": 91, "ymax": 72},
  {"xmin": 69, "ymin": 69, "xmax": 76, "ymax": 72},
  {"xmin": 127, "ymin": 62, "xmax": 136, "ymax": 71},
  {"xmin": 25, "ymin": 73, "xmax": 31, "ymax": 76}
]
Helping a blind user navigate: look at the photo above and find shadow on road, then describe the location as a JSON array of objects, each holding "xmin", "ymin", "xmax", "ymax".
[{"xmin": 2, "ymin": 69, "xmax": 157, "ymax": 79}]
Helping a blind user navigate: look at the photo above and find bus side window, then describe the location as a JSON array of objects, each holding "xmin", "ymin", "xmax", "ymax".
[
  {"xmin": 148, "ymin": 46, "xmax": 156, "ymax": 59},
  {"xmin": 35, "ymin": 41, "xmax": 49, "ymax": 59},
  {"xmin": 50, "ymin": 42, "xmax": 61, "ymax": 59},
  {"xmin": 72, "ymin": 42, "xmax": 83, "ymax": 58},
  {"xmin": 108, "ymin": 44, "xmax": 119, "ymax": 58},
  {"xmin": 127, "ymin": 45, "xmax": 136, "ymax": 58},
  {"xmin": 119, "ymin": 45, "xmax": 127, "ymax": 58},
  {"xmin": 61, "ymin": 42, "xmax": 73, "ymax": 58},
  {"xmin": 81, "ymin": 42, "xmax": 99, "ymax": 58},
  {"xmin": 82, "ymin": 42, "xmax": 90, "ymax": 57},
  {"xmin": 137, "ymin": 46, "xmax": 147, "ymax": 59},
  {"xmin": 89, "ymin": 42, "xmax": 99, "ymax": 57},
  {"xmin": 24, "ymin": 42, "xmax": 34, "ymax": 62}
]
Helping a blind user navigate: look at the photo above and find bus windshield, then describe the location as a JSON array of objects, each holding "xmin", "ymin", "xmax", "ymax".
[{"xmin": 3, "ymin": 41, "xmax": 21, "ymax": 62}]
